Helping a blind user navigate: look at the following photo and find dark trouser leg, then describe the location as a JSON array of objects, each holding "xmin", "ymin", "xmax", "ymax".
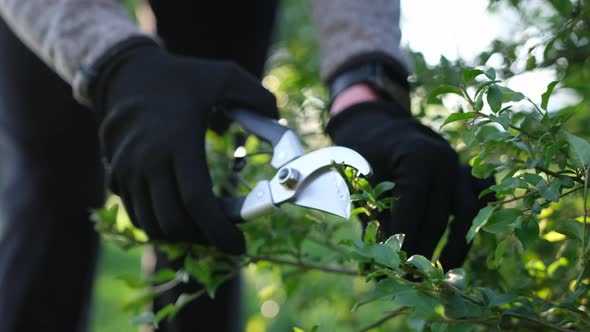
[
  {"xmin": 0, "ymin": 19, "xmax": 104, "ymax": 332},
  {"xmin": 146, "ymin": 1, "xmax": 278, "ymax": 331},
  {"xmin": 153, "ymin": 251, "xmax": 243, "ymax": 332},
  {"xmin": 149, "ymin": 0, "xmax": 278, "ymax": 78}
]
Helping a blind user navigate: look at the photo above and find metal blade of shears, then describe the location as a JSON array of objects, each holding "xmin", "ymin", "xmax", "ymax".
[{"xmin": 291, "ymin": 169, "xmax": 352, "ymax": 219}]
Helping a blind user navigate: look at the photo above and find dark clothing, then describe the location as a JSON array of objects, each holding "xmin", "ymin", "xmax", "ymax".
[{"xmin": 0, "ymin": 1, "xmax": 278, "ymax": 331}]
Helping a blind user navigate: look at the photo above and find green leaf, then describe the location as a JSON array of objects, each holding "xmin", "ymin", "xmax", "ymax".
[
  {"xmin": 548, "ymin": 257, "xmax": 569, "ymax": 276},
  {"xmin": 462, "ymin": 68, "xmax": 484, "ymax": 84},
  {"xmin": 376, "ymin": 197, "xmax": 396, "ymax": 211},
  {"xmin": 461, "ymin": 126, "xmax": 477, "ymax": 146},
  {"xmin": 184, "ymin": 256, "xmax": 211, "ymax": 287},
  {"xmin": 478, "ymin": 188, "xmax": 494, "ymax": 199},
  {"xmin": 566, "ymin": 133, "xmax": 590, "ymax": 169},
  {"xmin": 350, "ymin": 192, "xmax": 371, "ymax": 202},
  {"xmin": 131, "ymin": 311, "xmax": 157, "ymax": 327},
  {"xmin": 479, "ymin": 287, "xmax": 496, "ymax": 306},
  {"xmin": 351, "ymin": 207, "xmax": 369, "ymax": 216},
  {"xmin": 496, "ymin": 85, "xmax": 524, "ymax": 102},
  {"xmin": 525, "ymin": 55, "xmax": 536, "ymax": 70},
  {"xmin": 482, "ymin": 208, "xmax": 521, "ymax": 234},
  {"xmin": 366, "ymin": 244, "xmax": 401, "ymax": 269},
  {"xmin": 406, "ymin": 313, "xmax": 427, "ymax": 331},
  {"xmin": 442, "ymin": 290, "xmax": 483, "ymax": 319},
  {"xmin": 491, "ymin": 294, "xmax": 520, "ymax": 308},
  {"xmin": 479, "ymin": 287, "xmax": 519, "ymax": 308},
  {"xmin": 373, "ymin": 181, "xmax": 395, "ymax": 198},
  {"xmin": 206, "ymin": 274, "xmax": 230, "ymax": 299},
  {"xmin": 91, "ymin": 204, "xmax": 119, "ymax": 225},
  {"xmin": 471, "ymin": 157, "xmax": 496, "ymax": 179},
  {"xmin": 475, "ymin": 80, "xmax": 501, "ymax": 99},
  {"xmin": 441, "ymin": 112, "xmax": 476, "ymax": 128},
  {"xmin": 353, "ymin": 278, "xmax": 407, "ymax": 310},
  {"xmin": 484, "ymin": 68, "xmax": 496, "ymax": 80},
  {"xmin": 116, "ymin": 274, "xmax": 148, "ymax": 289},
  {"xmin": 555, "ymin": 219, "xmax": 584, "ymax": 241},
  {"xmin": 489, "ymin": 112, "xmax": 511, "ymax": 131},
  {"xmin": 551, "ymin": 104, "xmax": 580, "ymax": 124},
  {"xmin": 158, "ymin": 244, "xmax": 187, "ymax": 261},
  {"xmin": 444, "ymin": 268, "xmax": 467, "ymax": 289},
  {"xmin": 122, "ymin": 291, "xmax": 156, "ymax": 313},
  {"xmin": 394, "ymin": 288, "xmax": 437, "ymax": 314},
  {"xmin": 427, "ymin": 85, "xmax": 463, "ymax": 104},
  {"xmin": 475, "ymin": 125, "xmax": 509, "ymax": 143},
  {"xmin": 407, "ymin": 255, "xmax": 436, "ymax": 275},
  {"xmin": 541, "ymin": 80, "xmax": 559, "ymax": 110},
  {"xmin": 516, "ymin": 218, "xmax": 540, "ymax": 249},
  {"xmin": 543, "ymin": 38, "xmax": 556, "ymax": 60},
  {"xmin": 153, "ymin": 269, "xmax": 178, "ymax": 284},
  {"xmin": 563, "ymin": 285, "xmax": 588, "ymax": 305},
  {"xmin": 535, "ymin": 178, "xmax": 561, "ymax": 202},
  {"xmin": 430, "ymin": 323, "xmax": 448, "ymax": 332},
  {"xmin": 559, "ymin": 176, "xmax": 575, "ymax": 188},
  {"xmin": 489, "ymin": 177, "xmax": 528, "ymax": 195},
  {"xmin": 522, "ymin": 173, "xmax": 544, "ymax": 185},
  {"xmin": 474, "ymin": 89, "xmax": 484, "ymax": 112},
  {"xmin": 486, "ymin": 85, "xmax": 503, "ymax": 112},
  {"xmin": 466, "ymin": 205, "xmax": 496, "ymax": 242},
  {"xmin": 349, "ymin": 240, "xmax": 401, "ymax": 269},
  {"xmin": 364, "ymin": 220, "xmax": 379, "ymax": 244},
  {"xmin": 155, "ymin": 304, "xmax": 176, "ymax": 323},
  {"xmin": 384, "ymin": 234, "xmax": 405, "ymax": 251}
]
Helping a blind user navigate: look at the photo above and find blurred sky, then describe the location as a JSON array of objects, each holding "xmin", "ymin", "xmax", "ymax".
[
  {"xmin": 400, "ymin": 0, "xmax": 511, "ymax": 64},
  {"xmin": 134, "ymin": 0, "xmax": 571, "ymax": 110},
  {"xmin": 400, "ymin": 0, "xmax": 575, "ymax": 110}
]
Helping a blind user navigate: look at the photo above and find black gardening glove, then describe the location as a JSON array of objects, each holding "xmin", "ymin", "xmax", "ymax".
[
  {"xmin": 89, "ymin": 39, "xmax": 277, "ymax": 254},
  {"xmin": 326, "ymin": 101, "xmax": 494, "ymax": 269}
]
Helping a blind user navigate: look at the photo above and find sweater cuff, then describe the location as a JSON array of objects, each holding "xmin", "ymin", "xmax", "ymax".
[
  {"xmin": 326, "ymin": 51, "xmax": 410, "ymax": 91},
  {"xmin": 73, "ymin": 34, "xmax": 160, "ymax": 107}
]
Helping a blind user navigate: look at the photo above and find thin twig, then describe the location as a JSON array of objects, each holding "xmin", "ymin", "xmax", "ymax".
[
  {"xmin": 247, "ymin": 255, "xmax": 358, "ymax": 276},
  {"xmin": 152, "ymin": 278, "xmax": 182, "ymax": 294},
  {"xmin": 442, "ymin": 283, "xmax": 485, "ymax": 306},
  {"xmin": 438, "ymin": 316, "xmax": 500, "ymax": 325},
  {"xmin": 525, "ymin": 96, "xmax": 545, "ymax": 116},
  {"xmin": 173, "ymin": 264, "xmax": 245, "ymax": 312},
  {"xmin": 504, "ymin": 312, "xmax": 576, "ymax": 332},
  {"xmin": 523, "ymin": 186, "xmax": 583, "ymax": 212},
  {"xmin": 306, "ymin": 234, "xmax": 351, "ymax": 256},
  {"xmin": 490, "ymin": 189, "xmax": 538, "ymax": 206},
  {"xmin": 357, "ymin": 307, "xmax": 411, "ymax": 332},
  {"xmin": 511, "ymin": 158, "xmax": 584, "ymax": 185},
  {"xmin": 575, "ymin": 166, "xmax": 590, "ymax": 289}
]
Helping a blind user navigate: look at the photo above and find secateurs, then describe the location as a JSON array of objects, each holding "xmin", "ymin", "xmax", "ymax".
[{"xmin": 221, "ymin": 108, "xmax": 372, "ymax": 222}]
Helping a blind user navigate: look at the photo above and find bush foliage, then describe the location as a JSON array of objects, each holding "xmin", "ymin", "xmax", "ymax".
[{"xmin": 95, "ymin": 0, "xmax": 590, "ymax": 330}]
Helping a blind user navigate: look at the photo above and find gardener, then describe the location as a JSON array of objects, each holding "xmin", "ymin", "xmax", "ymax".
[{"xmin": 0, "ymin": 1, "xmax": 491, "ymax": 331}]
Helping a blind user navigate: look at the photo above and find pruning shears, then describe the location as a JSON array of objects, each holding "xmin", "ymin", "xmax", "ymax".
[{"xmin": 221, "ymin": 108, "xmax": 372, "ymax": 222}]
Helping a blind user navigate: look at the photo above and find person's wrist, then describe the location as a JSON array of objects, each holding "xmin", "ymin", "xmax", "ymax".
[
  {"xmin": 329, "ymin": 83, "xmax": 381, "ymax": 116},
  {"xmin": 88, "ymin": 37, "xmax": 162, "ymax": 114}
]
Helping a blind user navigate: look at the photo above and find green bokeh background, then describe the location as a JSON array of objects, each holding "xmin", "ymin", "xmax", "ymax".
[{"xmin": 67, "ymin": 0, "xmax": 590, "ymax": 330}]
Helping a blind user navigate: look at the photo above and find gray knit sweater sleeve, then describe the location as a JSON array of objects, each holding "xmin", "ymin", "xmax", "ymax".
[
  {"xmin": 0, "ymin": 0, "xmax": 151, "ymax": 103},
  {"xmin": 310, "ymin": 0, "xmax": 409, "ymax": 82},
  {"xmin": 0, "ymin": 1, "xmax": 406, "ymax": 102}
]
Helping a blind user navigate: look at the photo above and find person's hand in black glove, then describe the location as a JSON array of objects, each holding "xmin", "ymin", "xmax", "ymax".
[
  {"xmin": 327, "ymin": 84, "xmax": 493, "ymax": 269},
  {"xmin": 88, "ymin": 37, "xmax": 277, "ymax": 254}
]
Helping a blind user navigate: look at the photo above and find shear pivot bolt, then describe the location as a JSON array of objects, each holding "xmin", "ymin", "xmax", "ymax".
[{"xmin": 278, "ymin": 167, "xmax": 300, "ymax": 189}]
